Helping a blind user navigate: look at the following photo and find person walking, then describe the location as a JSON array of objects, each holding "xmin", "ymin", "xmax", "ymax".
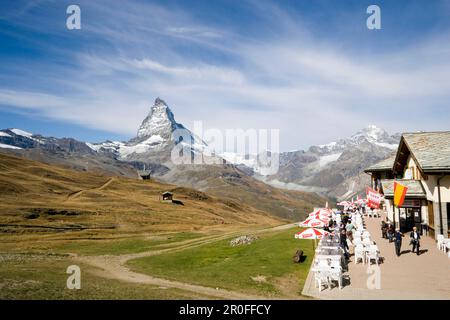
[
  {"xmin": 381, "ymin": 220, "xmax": 387, "ymax": 239},
  {"xmin": 340, "ymin": 229, "xmax": 350, "ymax": 260},
  {"xmin": 410, "ymin": 227, "xmax": 421, "ymax": 255},
  {"xmin": 346, "ymin": 221, "xmax": 355, "ymax": 242},
  {"xmin": 394, "ymin": 228, "xmax": 403, "ymax": 257},
  {"xmin": 387, "ymin": 223, "xmax": 395, "ymax": 242}
]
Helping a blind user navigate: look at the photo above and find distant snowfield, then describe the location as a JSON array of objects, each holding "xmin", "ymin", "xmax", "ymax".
[
  {"xmin": 0, "ymin": 132, "xmax": 12, "ymax": 137},
  {"xmin": 220, "ymin": 152, "xmax": 279, "ymax": 175},
  {"xmin": 11, "ymin": 128, "xmax": 33, "ymax": 138},
  {"xmin": 318, "ymin": 152, "xmax": 342, "ymax": 167},
  {"xmin": 256, "ymin": 177, "xmax": 328, "ymax": 193},
  {"xmin": 9, "ymin": 128, "xmax": 45, "ymax": 144},
  {"xmin": 0, "ymin": 143, "xmax": 22, "ymax": 149},
  {"xmin": 374, "ymin": 142, "xmax": 398, "ymax": 150},
  {"xmin": 221, "ymin": 152, "xmax": 257, "ymax": 168},
  {"xmin": 86, "ymin": 135, "xmax": 167, "ymax": 158}
]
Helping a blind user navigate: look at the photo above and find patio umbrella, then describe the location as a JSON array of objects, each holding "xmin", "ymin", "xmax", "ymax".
[
  {"xmin": 315, "ymin": 215, "xmax": 331, "ymax": 223},
  {"xmin": 308, "ymin": 209, "xmax": 320, "ymax": 217},
  {"xmin": 308, "ymin": 209, "xmax": 331, "ymax": 218},
  {"xmin": 295, "ymin": 228, "xmax": 329, "ymax": 249},
  {"xmin": 308, "ymin": 212, "xmax": 331, "ymax": 221},
  {"xmin": 316, "ymin": 208, "xmax": 332, "ymax": 215},
  {"xmin": 299, "ymin": 218, "xmax": 326, "ymax": 228}
]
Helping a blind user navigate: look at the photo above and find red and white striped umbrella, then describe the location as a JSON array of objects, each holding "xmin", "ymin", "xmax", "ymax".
[
  {"xmin": 299, "ymin": 218, "xmax": 326, "ymax": 228},
  {"xmin": 295, "ymin": 228, "xmax": 329, "ymax": 239},
  {"xmin": 317, "ymin": 208, "xmax": 332, "ymax": 216},
  {"xmin": 308, "ymin": 209, "xmax": 330, "ymax": 217},
  {"xmin": 312, "ymin": 214, "xmax": 331, "ymax": 222},
  {"xmin": 308, "ymin": 211, "xmax": 331, "ymax": 221}
]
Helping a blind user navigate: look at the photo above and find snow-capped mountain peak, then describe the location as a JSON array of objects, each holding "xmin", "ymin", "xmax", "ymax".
[
  {"xmin": 136, "ymin": 97, "xmax": 183, "ymax": 140},
  {"xmin": 350, "ymin": 125, "xmax": 399, "ymax": 149},
  {"xmin": 351, "ymin": 125, "xmax": 388, "ymax": 142},
  {"xmin": 86, "ymin": 98, "xmax": 207, "ymax": 161}
]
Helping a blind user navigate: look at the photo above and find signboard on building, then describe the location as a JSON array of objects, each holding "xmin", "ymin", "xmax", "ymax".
[{"xmin": 366, "ymin": 187, "xmax": 382, "ymax": 209}]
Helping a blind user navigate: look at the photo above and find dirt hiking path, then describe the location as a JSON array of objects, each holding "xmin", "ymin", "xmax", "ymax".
[{"xmin": 74, "ymin": 223, "xmax": 298, "ymax": 300}]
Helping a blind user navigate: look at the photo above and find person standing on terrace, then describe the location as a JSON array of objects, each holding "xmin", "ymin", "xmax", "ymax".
[{"xmin": 394, "ymin": 228, "xmax": 404, "ymax": 257}]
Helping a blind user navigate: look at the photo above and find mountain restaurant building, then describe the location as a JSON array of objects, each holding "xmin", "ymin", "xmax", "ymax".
[{"xmin": 365, "ymin": 131, "xmax": 450, "ymax": 239}]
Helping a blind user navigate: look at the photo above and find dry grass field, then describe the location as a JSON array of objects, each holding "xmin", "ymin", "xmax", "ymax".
[{"xmin": 0, "ymin": 152, "xmax": 321, "ymax": 299}]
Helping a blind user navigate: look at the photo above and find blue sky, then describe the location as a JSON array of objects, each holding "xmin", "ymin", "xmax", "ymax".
[{"xmin": 1, "ymin": 0, "xmax": 450, "ymax": 151}]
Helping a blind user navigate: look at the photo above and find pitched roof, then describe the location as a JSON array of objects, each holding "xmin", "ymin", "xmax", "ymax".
[
  {"xmin": 381, "ymin": 179, "xmax": 426, "ymax": 198},
  {"xmin": 364, "ymin": 154, "xmax": 396, "ymax": 172},
  {"xmin": 402, "ymin": 131, "xmax": 450, "ymax": 173}
]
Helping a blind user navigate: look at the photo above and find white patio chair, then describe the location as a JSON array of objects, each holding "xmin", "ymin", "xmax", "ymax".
[
  {"xmin": 437, "ymin": 234, "xmax": 445, "ymax": 251},
  {"xmin": 328, "ymin": 267, "xmax": 343, "ymax": 290},
  {"xmin": 442, "ymin": 239, "xmax": 450, "ymax": 252},
  {"xmin": 367, "ymin": 247, "xmax": 380, "ymax": 265},
  {"xmin": 314, "ymin": 270, "xmax": 330, "ymax": 292},
  {"xmin": 354, "ymin": 246, "xmax": 365, "ymax": 264},
  {"xmin": 363, "ymin": 238, "xmax": 373, "ymax": 247},
  {"xmin": 353, "ymin": 238, "xmax": 362, "ymax": 248},
  {"xmin": 329, "ymin": 259, "xmax": 341, "ymax": 269},
  {"xmin": 317, "ymin": 258, "xmax": 330, "ymax": 267}
]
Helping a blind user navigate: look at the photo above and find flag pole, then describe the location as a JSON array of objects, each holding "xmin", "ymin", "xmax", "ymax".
[{"xmin": 393, "ymin": 180, "xmax": 396, "ymax": 229}]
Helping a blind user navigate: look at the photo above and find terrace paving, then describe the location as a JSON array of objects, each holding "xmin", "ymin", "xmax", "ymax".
[{"xmin": 302, "ymin": 211, "xmax": 450, "ymax": 299}]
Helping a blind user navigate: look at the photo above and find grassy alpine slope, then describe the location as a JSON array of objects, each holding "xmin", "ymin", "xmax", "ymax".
[
  {"xmin": 0, "ymin": 152, "xmax": 322, "ymax": 299},
  {"xmin": 128, "ymin": 227, "xmax": 314, "ymax": 298}
]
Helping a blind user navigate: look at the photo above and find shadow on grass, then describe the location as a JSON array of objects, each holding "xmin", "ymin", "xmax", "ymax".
[{"xmin": 172, "ymin": 200, "xmax": 184, "ymax": 206}]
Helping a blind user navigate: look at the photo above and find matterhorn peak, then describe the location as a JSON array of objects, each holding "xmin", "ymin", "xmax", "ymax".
[
  {"xmin": 136, "ymin": 98, "xmax": 183, "ymax": 140},
  {"xmin": 154, "ymin": 97, "xmax": 167, "ymax": 107}
]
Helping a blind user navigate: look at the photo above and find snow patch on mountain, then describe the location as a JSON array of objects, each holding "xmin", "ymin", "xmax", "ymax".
[
  {"xmin": 373, "ymin": 141, "xmax": 398, "ymax": 150},
  {"xmin": 119, "ymin": 135, "xmax": 165, "ymax": 157},
  {"xmin": 11, "ymin": 128, "xmax": 33, "ymax": 138},
  {"xmin": 85, "ymin": 142, "xmax": 101, "ymax": 152},
  {"xmin": 0, "ymin": 131, "xmax": 12, "ymax": 137},
  {"xmin": 8, "ymin": 128, "xmax": 46, "ymax": 144},
  {"xmin": 221, "ymin": 152, "xmax": 257, "ymax": 169},
  {"xmin": 318, "ymin": 152, "xmax": 342, "ymax": 167},
  {"xmin": 0, "ymin": 143, "xmax": 22, "ymax": 149},
  {"xmin": 257, "ymin": 177, "xmax": 328, "ymax": 193}
]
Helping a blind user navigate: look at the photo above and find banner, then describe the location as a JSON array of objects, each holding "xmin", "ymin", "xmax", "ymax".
[
  {"xmin": 366, "ymin": 187, "xmax": 382, "ymax": 209},
  {"xmin": 394, "ymin": 181, "xmax": 408, "ymax": 207}
]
